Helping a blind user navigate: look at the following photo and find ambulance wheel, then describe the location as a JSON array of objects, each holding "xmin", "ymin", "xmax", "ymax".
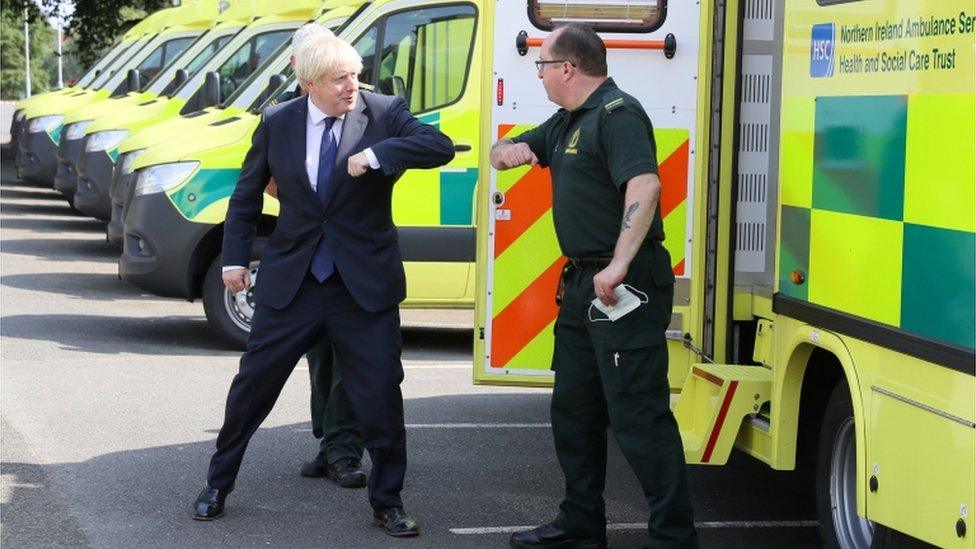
[
  {"xmin": 202, "ymin": 256, "xmax": 258, "ymax": 351},
  {"xmin": 816, "ymin": 382, "xmax": 890, "ymax": 549}
]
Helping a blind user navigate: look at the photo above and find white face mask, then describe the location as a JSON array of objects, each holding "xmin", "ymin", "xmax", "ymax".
[{"xmin": 588, "ymin": 284, "xmax": 648, "ymax": 322}]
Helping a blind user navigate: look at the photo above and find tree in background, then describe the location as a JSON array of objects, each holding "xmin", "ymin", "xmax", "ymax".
[
  {"xmin": 0, "ymin": 6, "xmax": 55, "ymax": 100},
  {"xmin": 1, "ymin": 0, "xmax": 169, "ymax": 70}
]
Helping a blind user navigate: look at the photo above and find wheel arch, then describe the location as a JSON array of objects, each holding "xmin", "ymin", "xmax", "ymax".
[
  {"xmin": 776, "ymin": 326, "xmax": 867, "ymax": 516},
  {"xmin": 187, "ymin": 215, "xmax": 276, "ymax": 300}
]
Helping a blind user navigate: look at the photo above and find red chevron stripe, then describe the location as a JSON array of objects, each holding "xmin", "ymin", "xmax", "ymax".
[
  {"xmin": 498, "ymin": 124, "xmax": 515, "ymax": 139},
  {"xmin": 658, "ymin": 139, "xmax": 689, "ymax": 219},
  {"xmin": 490, "ymin": 257, "xmax": 564, "ymax": 367},
  {"xmin": 673, "ymin": 258, "xmax": 685, "ymax": 276},
  {"xmin": 701, "ymin": 380, "xmax": 739, "ymax": 463},
  {"xmin": 493, "ymin": 165, "xmax": 552, "ymax": 258}
]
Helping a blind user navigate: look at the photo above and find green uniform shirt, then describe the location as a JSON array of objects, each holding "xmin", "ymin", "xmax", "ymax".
[{"xmin": 513, "ymin": 78, "xmax": 663, "ymax": 257}]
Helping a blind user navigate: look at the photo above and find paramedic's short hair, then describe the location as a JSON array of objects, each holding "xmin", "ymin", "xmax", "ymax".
[
  {"xmin": 295, "ymin": 34, "xmax": 364, "ymax": 85},
  {"xmin": 292, "ymin": 23, "xmax": 333, "ymax": 54},
  {"xmin": 550, "ymin": 23, "xmax": 607, "ymax": 77}
]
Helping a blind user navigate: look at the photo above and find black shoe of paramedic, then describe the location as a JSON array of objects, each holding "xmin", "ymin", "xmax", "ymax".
[
  {"xmin": 300, "ymin": 452, "xmax": 367, "ymax": 488},
  {"xmin": 509, "ymin": 522, "xmax": 608, "ymax": 548}
]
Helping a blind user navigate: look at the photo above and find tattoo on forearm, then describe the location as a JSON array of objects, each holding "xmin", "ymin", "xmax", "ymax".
[{"xmin": 621, "ymin": 202, "xmax": 640, "ymax": 230}]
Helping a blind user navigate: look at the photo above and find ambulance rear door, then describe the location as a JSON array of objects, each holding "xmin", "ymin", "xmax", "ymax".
[{"xmin": 475, "ymin": 0, "xmax": 705, "ymax": 386}]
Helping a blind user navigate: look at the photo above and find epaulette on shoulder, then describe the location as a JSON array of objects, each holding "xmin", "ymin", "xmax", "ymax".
[{"xmin": 604, "ymin": 97, "xmax": 625, "ymax": 114}]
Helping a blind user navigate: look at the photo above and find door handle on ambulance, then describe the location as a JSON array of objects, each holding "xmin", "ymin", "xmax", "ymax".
[
  {"xmin": 516, "ymin": 30, "xmax": 677, "ymax": 59},
  {"xmin": 453, "ymin": 143, "xmax": 472, "ymax": 152}
]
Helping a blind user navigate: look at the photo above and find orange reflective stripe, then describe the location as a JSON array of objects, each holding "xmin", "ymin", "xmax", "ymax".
[
  {"xmin": 659, "ymin": 139, "xmax": 689, "ymax": 218},
  {"xmin": 490, "ymin": 257, "xmax": 564, "ymax": 367},
  {"xmin": 494, "ymin": 165, "xmax": 552, "ymax": 258}
]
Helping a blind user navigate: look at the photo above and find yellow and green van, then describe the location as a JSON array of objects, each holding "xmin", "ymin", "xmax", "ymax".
[
  {"xmin": 62, "ymin": 0, "xmax": 324, "ymax": 220},
  {"xmin": 106, "ymin": 0, "xmax": 370, "ymax": 243},
  {"xmin": 16, "ymin": 0, "xmax": 219, "ymax": 185},
  {"xmin": 118, "ymin": 0, "xmax": 482, "ymax": 348},
  {"xmin": 8, "ymin": 15, "xmax": 165, "ymax": 157}
]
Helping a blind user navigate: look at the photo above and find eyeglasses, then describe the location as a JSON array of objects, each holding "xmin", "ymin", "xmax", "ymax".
[{"xmin": 535, "ymin": 59, "xmax": 576, "ymax": 71}]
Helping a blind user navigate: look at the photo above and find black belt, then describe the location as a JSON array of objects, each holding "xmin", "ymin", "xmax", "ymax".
[{"xmin": 567, "ymin": 255, "xmax": 613, "ymax": 268}]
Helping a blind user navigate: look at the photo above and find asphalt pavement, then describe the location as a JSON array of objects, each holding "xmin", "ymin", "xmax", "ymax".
[{"xmin": 0, "ymin": 158, "xmax": 822, "ymax": 548}]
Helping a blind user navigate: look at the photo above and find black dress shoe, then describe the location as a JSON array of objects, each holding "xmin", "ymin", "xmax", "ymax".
[
  {"xmin": 192, "ymin": 485, "xmax": 233, "ymax": 521},
  {"xmin": 300, "ymin": 453, "xmax": 367, "ymax": 488},
  {"xmin": 509, "ymin": 522, "xmax": 607, "ymax": 548},
  {"xmin": 326, "ymin": 458, "xmax": 367, "ymax": 488},
  {"xmin": 372, "ymin": 506, "xmax": 420, "ymax": 537},
  {"xmin": 299, "ymin": 451, "xmax": 330, "ymax": 478}
]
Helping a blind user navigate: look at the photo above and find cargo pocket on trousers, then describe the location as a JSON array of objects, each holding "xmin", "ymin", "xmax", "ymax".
[{"xmin": 609, "ymin": 336, "xmax": 668, "ymax": 395}]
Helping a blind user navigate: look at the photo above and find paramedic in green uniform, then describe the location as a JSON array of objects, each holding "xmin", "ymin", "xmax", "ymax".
[{"xmin": 491, "ymin": 23, "xmax": 698, "ymax": 549}]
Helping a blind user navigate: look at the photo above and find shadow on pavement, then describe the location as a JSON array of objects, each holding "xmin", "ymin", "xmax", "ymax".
[
  {"xmin": 401, "ymin": 327, "xmax": 472, "ymax": 361},
  {"xmin": 1, "ymin": 391, "xmax": 824, "ymax": 549},
  {"xmin": 0, "ymin": 202, "xmax": 81, "ymax": 217},
  {"xmin": 1, "ymin": 216, "xmax": 108, "ymax": 234},
  {"xmin": 1, "ymin": 272, "xmax": 145, "ymax": 302},
  {"xmin": 0, "ymin": 314, "xmax": 237, "ymax": 356},
  {"xmin": 0, "ymin": 188, "xmax": 64, "ymax": 201},
  {"xmin": 2, "ymin": 237, "xmax": 120, "ymax": 262}
]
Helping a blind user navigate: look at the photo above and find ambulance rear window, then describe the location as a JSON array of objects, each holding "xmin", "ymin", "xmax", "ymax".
[{"xmin": 528, "ymin": 0, "xmax": 666, "ymax": 33}]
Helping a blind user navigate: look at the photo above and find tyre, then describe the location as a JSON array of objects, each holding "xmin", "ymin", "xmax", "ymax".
[
  {"xmin": 202, "ymin": 255, "xmax": 259, "ymax": 351},
  {"xmin": 816, "ymin": 381, "xmax": 890, "ymax": 549}
]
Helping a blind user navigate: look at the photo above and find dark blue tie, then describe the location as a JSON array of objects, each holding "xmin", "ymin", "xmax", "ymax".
[{"xmin": 310, "ymin": 116, "xmax": 337, "ymax": 282}]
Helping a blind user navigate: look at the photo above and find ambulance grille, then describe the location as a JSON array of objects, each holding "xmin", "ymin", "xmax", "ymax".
[
  {"xmin": 742, "ymin": 73, "xmax": 771, "ymax": 104},
  {"xmin": 734, "ymin": 2, "xmax": 779, "ymax": 277},
  {"xmin": 744, "ymin": 0, "xmax": 773, "ymax": 22},
  {"xmin": 739, "ymin": 122, "xmax": 769, "ymax": 153}
]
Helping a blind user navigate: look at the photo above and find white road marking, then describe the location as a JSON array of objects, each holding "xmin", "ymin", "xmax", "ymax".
[
  {"xmin": 293, "ymin": 423, "xmax": 551, "ymax": 433},
  {"xmin": 406, "ymin": 423, "xmax": 551, "ymax": 429},
  {"xmin": 450, "ymin": 521, "xmax": 819, "ymax": 535},
  {"xmin": 293, "ymin": 363, "xmax": 470, "ymax": 371}
]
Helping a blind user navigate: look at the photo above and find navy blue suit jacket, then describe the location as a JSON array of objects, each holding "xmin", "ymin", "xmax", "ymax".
[{"xmin": 222, "ymin": 92, "xmax": 455, "ymax": 311}]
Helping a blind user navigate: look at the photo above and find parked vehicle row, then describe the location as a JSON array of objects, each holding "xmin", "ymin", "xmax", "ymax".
[
  {"xmin": 13, "ymin": 0, "xmax": 478, "ymax": 348},
  {"xmin": 11, "ymin": 1, "xmax": 974, "ymax": 548}
]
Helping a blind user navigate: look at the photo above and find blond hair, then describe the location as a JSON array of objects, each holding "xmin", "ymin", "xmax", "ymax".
[
  {"xmin": 291, "ymin": 23, "xmax": 333, "ymax": 55},
  {"xmin": 294, "ymin": 34, "xmax": 363, "ymax": 86}
]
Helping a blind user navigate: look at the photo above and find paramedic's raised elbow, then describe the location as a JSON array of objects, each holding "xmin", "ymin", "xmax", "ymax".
[{"xmin": 491, "ymin": 140, "xmax": 537, "ymax": 170}]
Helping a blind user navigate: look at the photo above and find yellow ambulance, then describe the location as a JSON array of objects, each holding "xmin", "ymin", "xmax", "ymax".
[{"xmin": 475, "ymin": 0, "xmax": 974, "ymax": 547}]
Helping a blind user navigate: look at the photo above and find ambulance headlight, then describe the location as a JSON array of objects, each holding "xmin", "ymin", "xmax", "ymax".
[
  {"xmin": 64, "ymin": 120, "xmax": 94, "ymax": 140},
  {"xmin": 85, "ymin": 130, "xmax": 129, "ymax": 152},
  {"xmin": 134, "ymin": 162, "xmax": 199, "ymax": 196},
  {"xmin": 28, "ymin": 114, "xmax": 64, "ymax": 133},
  {"xmin": 120, "ymin": 149, "xmax": 146, "ymax": 175}
]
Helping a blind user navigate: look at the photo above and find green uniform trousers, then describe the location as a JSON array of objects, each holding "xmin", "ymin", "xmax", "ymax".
[
  {"xmin": 306, "ymin": 336, "xmax": 364, "ymax": 462},
  {"xmin": 551, "ymin": 249, "xmax": 698, "ymax": 548}
]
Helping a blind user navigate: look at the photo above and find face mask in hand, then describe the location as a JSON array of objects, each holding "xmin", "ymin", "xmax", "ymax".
[{"xmin": 588, "ymin": 284, "xmax": 648, "ymax": 322}]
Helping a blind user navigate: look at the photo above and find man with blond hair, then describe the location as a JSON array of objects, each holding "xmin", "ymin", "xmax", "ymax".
[
  {"xmin": 262, "ymin": 21, "xmax": 370, "ymax": 491},
  {"xmin": 192, "ymin": 32, "xmax": 455, "ymax": 537}
]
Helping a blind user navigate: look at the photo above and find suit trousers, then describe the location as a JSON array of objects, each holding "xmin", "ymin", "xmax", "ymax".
[
  {"xmin": 206, "ymin": 271, "xmax": 407, "ymax": 509},
  {"xmin": 306, "ymin": 336, "xmax": 365, "ymax": 461}
]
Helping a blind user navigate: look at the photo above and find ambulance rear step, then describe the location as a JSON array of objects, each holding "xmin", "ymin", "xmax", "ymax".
[{"xmin": 675, "ymin": 364, "xmax": 772, "ymax": 465}]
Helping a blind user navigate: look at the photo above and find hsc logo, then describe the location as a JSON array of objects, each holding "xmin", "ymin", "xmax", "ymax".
[{"xmin": 810, "ymin": 23, "xmax": 835, "ymax": 77}]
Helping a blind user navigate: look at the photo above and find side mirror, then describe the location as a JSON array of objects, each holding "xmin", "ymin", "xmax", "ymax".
[
  {"xmin": 266, "ymin": 73, "xmax": 285, "ymax": 96},
  {"xmin": 126, "ymin": 69, "xmax": 141, "ymax": 93},
  {"xmin": 204, "ymin": 71, "xmax": 221, "ymax": 107},
  {"xmin": 172, "ymin": 68, "xmax": 189, "ymax": 89}
]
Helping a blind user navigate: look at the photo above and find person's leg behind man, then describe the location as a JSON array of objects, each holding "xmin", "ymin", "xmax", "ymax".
[{"xmin": 301, "ymin": 336, "xmax": 365, "ymax": 486}]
